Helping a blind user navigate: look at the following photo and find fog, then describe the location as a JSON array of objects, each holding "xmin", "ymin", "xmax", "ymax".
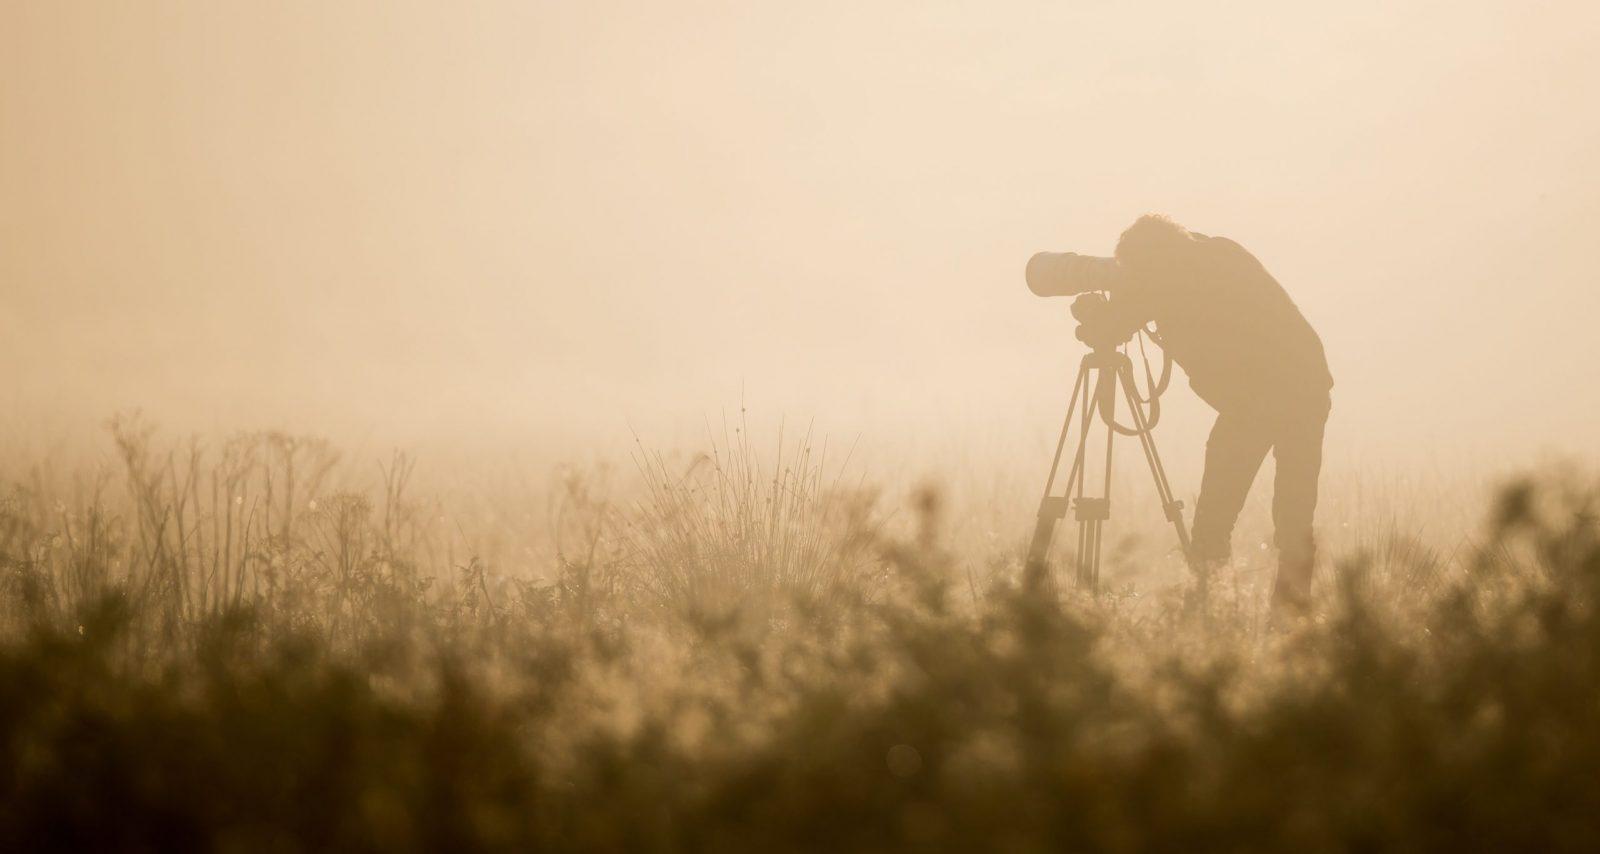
[{"xmin": 4, "ymin": 1, "xmax": 1597, "ymax": 473}]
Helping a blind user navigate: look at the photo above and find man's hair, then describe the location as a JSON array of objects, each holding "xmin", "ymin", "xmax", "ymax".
[{"xmin": 1115, "ymin": 214, "xmax": 1194, "ymax": 266}]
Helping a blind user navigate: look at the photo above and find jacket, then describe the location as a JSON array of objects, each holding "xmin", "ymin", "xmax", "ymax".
[{"xmin": 1107, "ymin": 234, "xmax": 1332, "ymax": 418}]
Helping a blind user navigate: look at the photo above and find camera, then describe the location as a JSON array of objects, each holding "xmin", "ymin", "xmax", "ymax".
[
  {"xmin": 1025, "ymin": 252, "xmax": 1134, "ymax": 350},
  {"xmin": 1025, "ymin": 252, "xmax": 1121, "ymax": 297}
]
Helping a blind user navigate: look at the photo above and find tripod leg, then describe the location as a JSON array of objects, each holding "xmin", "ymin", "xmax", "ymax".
[
  {"xmin": 1075, "ymin": 517, "xmax": 1090, "ymax": 588},
  {"xmin": 1026, "ymin": 499, "xmax": 1068, "ymax": 575},
  {"xmin": 1116, "ymin": 364, "xmax": 1194, "ymax": 563},
  {"xmin": 1080, "ymin": 520, "xmax": 1103, "ymax": 589},
  {"xmin": 1068, "ymin": 365, "xmax": 1118, "ymax": 592},
  {"xmin": 1026, "ymin": 362, "xmax": 1091, "ymax": 577}
]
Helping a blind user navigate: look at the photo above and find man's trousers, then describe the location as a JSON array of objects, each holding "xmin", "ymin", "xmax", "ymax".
[{"xmin": 1188, "ymin": 400, "xmax": 1331, "ymax": 610}]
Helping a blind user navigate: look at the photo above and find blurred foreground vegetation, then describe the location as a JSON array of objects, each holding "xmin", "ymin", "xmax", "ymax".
[{"xmin": 2, "ymin": 420, "xmax": 1598, "ymax": 851}]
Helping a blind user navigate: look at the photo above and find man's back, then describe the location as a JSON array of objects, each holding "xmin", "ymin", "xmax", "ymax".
[{"xmin": 1129, "ymin": 234, "xmax": 1332, "ymax": 416}]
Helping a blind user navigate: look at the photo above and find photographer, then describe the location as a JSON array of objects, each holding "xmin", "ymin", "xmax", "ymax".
[{"xmin": 1034, "ymin": 215, "xmax": 1333, "ymax": 615}]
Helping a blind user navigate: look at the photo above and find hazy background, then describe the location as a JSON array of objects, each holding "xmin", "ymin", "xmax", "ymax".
[{"xmin": 3, "ymin": 1, "xmax": 1597, "ymax": 476}]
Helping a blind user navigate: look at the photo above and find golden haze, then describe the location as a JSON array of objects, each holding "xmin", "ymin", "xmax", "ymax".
[{"xmin": 2, "ymin": 1, "xmax": 1596, "ymax": 470}]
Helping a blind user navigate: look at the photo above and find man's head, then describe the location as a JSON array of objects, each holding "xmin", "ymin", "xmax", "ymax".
[{"xmin": 1115, "ymin": 214, "xmax": 1196, "ymax": 279}]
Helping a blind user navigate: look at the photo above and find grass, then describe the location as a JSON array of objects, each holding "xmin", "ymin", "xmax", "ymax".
[
  {"xmin": 0, "ymin": 419, "xmax": 1598, "ymax": 851},
  {"xmin": 621, "ymin": 415, "xmax": 876, "ymax": 623}
]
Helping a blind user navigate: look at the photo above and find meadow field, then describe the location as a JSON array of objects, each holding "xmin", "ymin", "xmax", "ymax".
[
  {"xmin": 8, "ymin": 1, "xmax": 1600, "ymax": 851},
  {"xmin": 1, "ymin": 415, "xmax": 1596, "ymax": 852}
]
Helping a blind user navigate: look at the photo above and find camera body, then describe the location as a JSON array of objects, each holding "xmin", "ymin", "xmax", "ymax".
[{"xmin": 1069, "ymin": 293, "xmax": 1132, "ymax": 351}]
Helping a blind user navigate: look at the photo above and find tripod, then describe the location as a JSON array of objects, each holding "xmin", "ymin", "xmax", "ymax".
[{"xmin": 1025, "ymin": 342, "xmax": 1192, "ymax": 591}]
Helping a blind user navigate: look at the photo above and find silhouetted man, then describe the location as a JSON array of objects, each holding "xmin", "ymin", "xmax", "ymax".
[{"xmin": 1104, "ymin": 215, "xmax": 1333, "ymax": 614}]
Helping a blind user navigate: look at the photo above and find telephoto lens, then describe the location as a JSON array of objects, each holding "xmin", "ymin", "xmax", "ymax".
[{"xmin": 1025, "ymin": 252, "xmax": 1120, "ymax": 297}]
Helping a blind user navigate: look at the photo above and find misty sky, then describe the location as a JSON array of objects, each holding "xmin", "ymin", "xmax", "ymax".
[{"xmin": 3, "ymin": 1, "xmax": 1597, "ymax": 467}]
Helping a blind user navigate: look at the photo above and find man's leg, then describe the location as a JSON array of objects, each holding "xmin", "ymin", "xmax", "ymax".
[
  {"xmin": 1189, "ymin": 412, "xmax": 1274, "ymax": 565},
  {"xmin": 1269, "ymin": 405, "xmax": 1330, "ymax": 613}
]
